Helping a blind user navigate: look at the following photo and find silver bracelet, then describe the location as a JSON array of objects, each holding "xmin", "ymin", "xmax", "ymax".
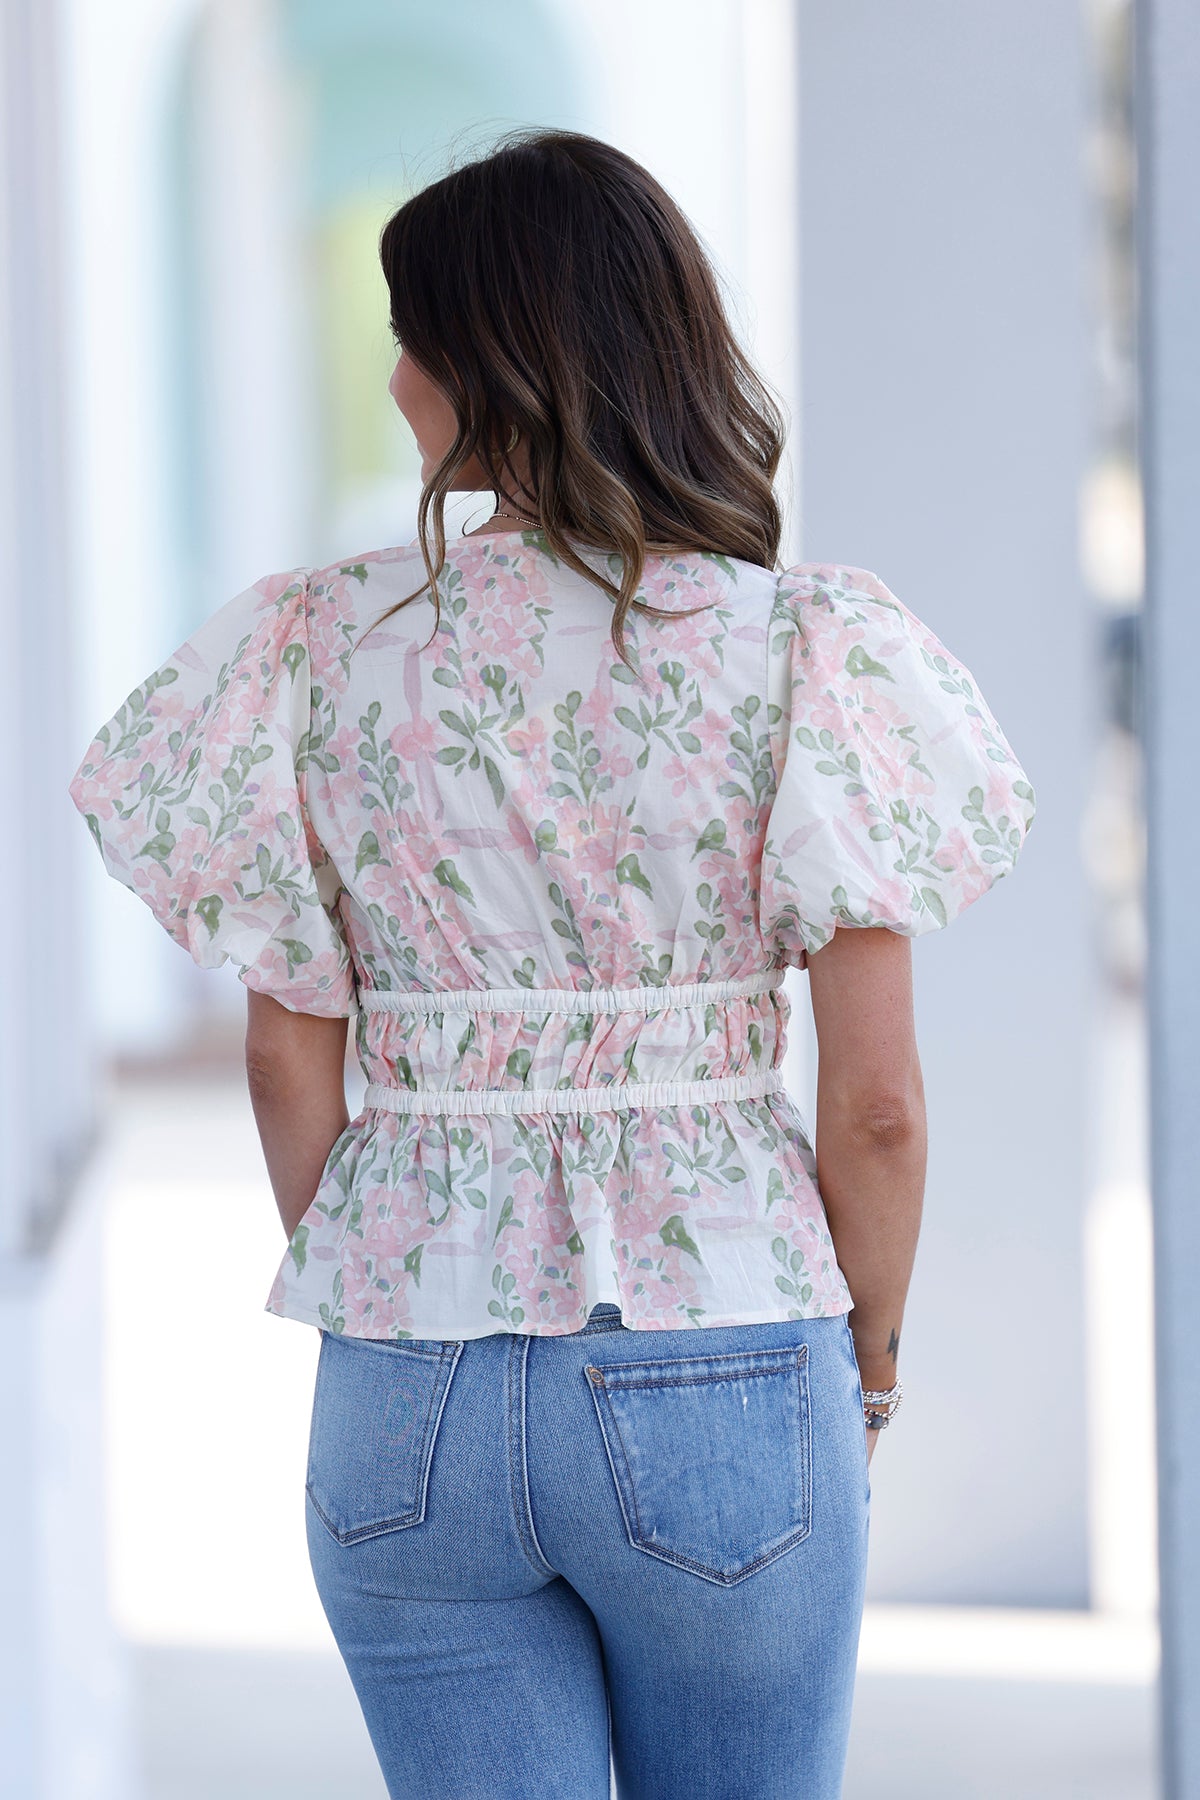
[{"xmin": 862, "ymin": 1376, "xmax": 903, "ymax": 1430}]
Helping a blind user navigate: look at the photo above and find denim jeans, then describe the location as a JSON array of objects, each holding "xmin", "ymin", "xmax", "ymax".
[{"xmin": 305, "ymin": 1304, "xmax": 871, "ymax": 1800}]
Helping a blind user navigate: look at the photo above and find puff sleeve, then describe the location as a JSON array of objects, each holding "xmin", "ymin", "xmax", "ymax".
[
  {"xmin": 67, "ymin": 567, "xmax": 358, "ymax": 1016},
  {"xmin": 759, "ymin": 563, "xmax": 1037, "ymax": 963}
]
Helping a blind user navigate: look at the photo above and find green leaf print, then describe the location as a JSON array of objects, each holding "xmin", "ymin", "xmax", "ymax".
[
  {"xmin": 612, "ymin": 671, "xmax": 707, "ymax": 771},
  {"xmin": 354, "ymin": 703, "xmax": 411, "ymax": 812},
  {"xmin": 919, "ymin": 885, "xmax": 948, "ymax": 927},
  {"xmin": 492, "ymin": 1194, "xmax": 515, "ymax": 1245},
  {"xmin": 548, "ymin": 690, "xmax": 609, "ymax": 807},
  {"xmin": 434, "ymin": 858, "xmax": 476, "ymax": 903},
  {"xmin": 660, "ymin": 1214, "xmax": 703, "ymax": 1262},
  {"xmin": 845, "ymin": 644, "xmax": 894, "ymax": 681},
  {"xmin": 615, "ymin": 852, "xmax": 654, "ymax": 899},
  {"xmin": 547, "ymin": 880, "xmax": 589, "ymax": 972},
  {"xmin": 482, "ymin": 754, "xmax": 506, "ymax": 809},
  {"xmin": 279, "ymin": 938, "xmax": 316, "ymax": 972},
  {"xmin": 403, "ymin": 1243, "xmax": 424, "ymax": 1286},
  {"xmin": 194, "ymin": 893, "xmax": 223, "ymax": 937},
  {"xmin": 773, "ymin": 1240, "xmax": 815, "ymax": 1300},
  {"xmin": 140, "ymin": 829, "xmax": 177, "ymax": 867},
  {"xmin": 488, "ymin": 1262, "xmax": 526, "ymax": 1326},
  {"xmin": 288, "ymin": 1223, "xmax": 309, "ymax": 1274},
  {"xmin": 693, "ymin": 820, "xmax": 728, "ymax": 858},
  {"xmin": 432, "ymin": 684, "xmax": 520, "ymax": 810}
]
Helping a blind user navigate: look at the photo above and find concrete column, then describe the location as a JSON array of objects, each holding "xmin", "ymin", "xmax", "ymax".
[
  {"xmin": 1135, "ymin": 0, "xmax": 1200, "ymax": 1788},
  {"xmin": 1, "ymin": 0, "xmax": 138, "ymax": 1789},
  {"xmin": 797, "ymin": 0, "xmax": 1093, "ymax": 1603}
]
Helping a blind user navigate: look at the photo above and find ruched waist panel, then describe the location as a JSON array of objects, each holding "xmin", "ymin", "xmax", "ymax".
[{"xmin": 354, "ymin": 968, "xmax": 789, "ymax": 1116}]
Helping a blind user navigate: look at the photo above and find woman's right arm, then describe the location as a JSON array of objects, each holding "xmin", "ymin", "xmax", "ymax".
[{"xmin": 805, "ymin": 926, "xmax": 928, "ymax": 1425}]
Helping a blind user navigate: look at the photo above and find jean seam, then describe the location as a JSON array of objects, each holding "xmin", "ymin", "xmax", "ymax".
[
  {"xmin": 798, "ymin": 1353, "xmax": 813, "ymax": 1539},
  {"xmin": 507, "ymin": 1334, "xmax": 557, "ymax": 1579},
  {"xmin": 842, "ymin": 1315, "xmax": 873, "ymax": 1505}
]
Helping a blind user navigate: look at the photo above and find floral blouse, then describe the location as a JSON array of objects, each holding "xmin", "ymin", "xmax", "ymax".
[{"xmin": 68, "ymin": 531, "xmax": 1036, "ymax": 1339}]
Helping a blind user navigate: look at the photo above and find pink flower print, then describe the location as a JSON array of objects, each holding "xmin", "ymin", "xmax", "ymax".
[
  {"xmin": 391, "ymin": 713, "xmax": 440, "ymax": 762},
  {"xmin": 797, "ymin": 688, "xmax": 851, "ymax": 741},
  {"xmin": 660, "ymin": 753, "xmax": 694, "ymax": 799},
  {"xmin": 503, "ymin": 714, "xmax": 550, "ymax": 757}
]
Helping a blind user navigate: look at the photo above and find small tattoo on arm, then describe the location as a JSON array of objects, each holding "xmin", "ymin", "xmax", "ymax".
[{"xmin": 887, "ymin": 1328, "xmax": 900, "ymax": 1367}]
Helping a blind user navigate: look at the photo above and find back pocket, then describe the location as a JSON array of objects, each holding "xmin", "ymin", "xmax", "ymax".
[
  {"xmin": 306, "ymin": 1332, "xmax": 463, "ymax": 1546},
  {"xmin": 585, "ymin": 1342, "xmax": 812, "ymax": 1586}
]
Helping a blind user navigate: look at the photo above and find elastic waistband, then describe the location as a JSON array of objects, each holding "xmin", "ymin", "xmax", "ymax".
[
  {"xmin": 362, "ymin": 1066, "xmax": 785, "ymax": 1117},
  {"xmin": 355, "ymin": 968, "xmax": 786, "ymax": 1017}
]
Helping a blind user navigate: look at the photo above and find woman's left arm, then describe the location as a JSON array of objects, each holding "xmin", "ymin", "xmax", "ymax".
[{"xmin": 245, "ymin": 991, "xmax": 352, "ymax": 1239}]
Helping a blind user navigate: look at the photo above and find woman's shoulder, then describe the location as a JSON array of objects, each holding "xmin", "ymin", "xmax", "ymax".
[
  {"xmin": 306, "ymin": 538, "xmax": 428, "ymax": 595},
  {"xmin": 769, "ymin": 560, "xmax": 991, "ymax": 696},
  {"xmin": 771, "ymin": 560, "xmax": 921, "ymax": 624}
]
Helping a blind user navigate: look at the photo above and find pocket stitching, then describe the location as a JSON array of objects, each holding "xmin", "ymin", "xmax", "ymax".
[
  {"xmin": 600, "ymin": 1364, "xmax": 796, "ymax": 1394},
  {"xmin": 306, "ymin": 1338, "xmax": 464, "ymax": 1546},
  {"xmin": 586, "ymin": 1344, "xmax": 812, "ymax": 1586},
  {"xmin": 595, "ymin": 1342, "xmax": 811, "ymax": 1387},
  {"xmin": 841, "ymin": 1317, "xmax": 873, "ymax": 1505}
]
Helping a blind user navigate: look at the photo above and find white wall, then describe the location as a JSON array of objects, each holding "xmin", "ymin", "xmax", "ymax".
[{"xmin": 797, "ymin": 0, "xmax": 1094, "ymax": 1604}]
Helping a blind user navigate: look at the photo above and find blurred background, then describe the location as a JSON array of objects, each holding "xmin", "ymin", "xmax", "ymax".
[{"xmin": 3, "ymin": 0, "xmax": 1178, "ymax": 1795}]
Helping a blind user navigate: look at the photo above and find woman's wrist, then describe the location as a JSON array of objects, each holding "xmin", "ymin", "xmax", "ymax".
[
  {"xmin": 855, "ymin": 1356, "xmax": 900, "ymax": 1393},
  {"xmin": 860, "ymin": 1375, "xmax": 903, "ymax": 1429},
  {"xmin": 850, "ymin": 1320, "xmax": 902, "ymax": 1390}
]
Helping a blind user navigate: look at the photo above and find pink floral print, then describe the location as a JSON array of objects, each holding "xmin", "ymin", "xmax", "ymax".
[{"xmin": 68, "ymin": 533, "xmax": 1036, "ymax": 1339}]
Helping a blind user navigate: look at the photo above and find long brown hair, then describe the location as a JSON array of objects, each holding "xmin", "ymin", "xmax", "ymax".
[{"xmin": 362, "ymin": 126, "xmax": 787, "ymax": 670}]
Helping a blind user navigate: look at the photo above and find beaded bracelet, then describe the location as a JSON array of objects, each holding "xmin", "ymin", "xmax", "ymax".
[{"xmin": 862, "ymin": 1376, "xmax": 903, "ymax": 1430}]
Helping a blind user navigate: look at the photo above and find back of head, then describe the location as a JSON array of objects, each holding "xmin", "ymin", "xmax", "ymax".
[{"xmin": 376, "ymin": 127, "xmax": 787, "ymax": 665}]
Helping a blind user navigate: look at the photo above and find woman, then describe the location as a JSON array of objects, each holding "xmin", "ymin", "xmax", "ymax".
[{"xmin": 69, "ymin": 127, "xmax": 1035, "ymax": 1799}]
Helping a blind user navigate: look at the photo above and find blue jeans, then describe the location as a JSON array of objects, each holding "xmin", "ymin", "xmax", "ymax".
[{"xmin": 305, "ymin": 1304, "xmax": 871, "ymax": 1799}]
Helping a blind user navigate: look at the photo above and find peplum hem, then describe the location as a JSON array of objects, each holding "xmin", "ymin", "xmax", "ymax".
[{"xmin": 262, "ymin": 1088, "xmax": 854, "ymax": 1339}]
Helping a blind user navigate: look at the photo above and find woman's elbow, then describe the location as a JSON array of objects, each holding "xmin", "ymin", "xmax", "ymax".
[
  {"xmin": 821, "ymin": 1080, "xmax": 925, "ymax": 1152},
  {"xmin": 854, "ymin": 1098, "xmax": 924, "ymax": 1153}
]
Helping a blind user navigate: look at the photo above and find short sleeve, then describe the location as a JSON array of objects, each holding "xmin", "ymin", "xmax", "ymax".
[
  {"xmin": 68, "ymin": 567, "xmax": 358, "ymax": 1016},
  {"xmin": 759, "ymin": 563, "xmax": 1037, "ymax": 963}
]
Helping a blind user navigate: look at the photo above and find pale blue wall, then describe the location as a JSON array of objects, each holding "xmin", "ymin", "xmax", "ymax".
[{"xmin": 798, "ymin": 0, "xmax": 1093, "ymax": 1606}]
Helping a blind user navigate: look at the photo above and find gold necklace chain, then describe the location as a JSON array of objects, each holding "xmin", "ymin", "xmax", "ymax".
[{"xmin": 490, "ymin": 505, "xmax": 542, "ymax": 527}]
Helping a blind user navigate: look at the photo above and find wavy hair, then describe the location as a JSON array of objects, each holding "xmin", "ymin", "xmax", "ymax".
[{"xmin": 360, "ymin": 126, "xmax": 787, "ymax": 670}]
